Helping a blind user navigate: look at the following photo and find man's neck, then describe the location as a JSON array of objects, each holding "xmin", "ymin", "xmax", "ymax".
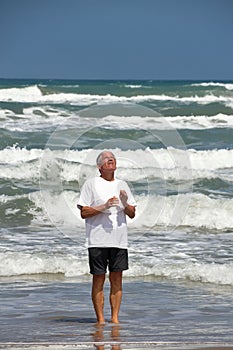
[{"xmin": 100, "ymin": 171, "xmax": 115, "ymax": 181}]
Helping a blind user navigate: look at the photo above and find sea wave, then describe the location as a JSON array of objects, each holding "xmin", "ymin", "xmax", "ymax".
[
  {"xmin": 2, "ymin": 106, "xmax": 233, "ymax": 131},
  {"xmin": 0, "ymin": 106, "xmax": 75, "ymax": 131},
  {"xmin": 130, "ymin": 192, "xmax": 233, "ymax": 231},
  {"xmin": 102, "ymin": 113, "xmax": 233, "ymax": 130},
  {"xmin": 2, "ymin": 189, "xmax": 233, "ymax": 231},
  {"xmin": 1, "ymin": 250, "xmax": 233, "ymax": 286},
  {"xmin": 127, "ymin": 260, "xmax": 233, "ymax": 285},
  {"xmin": 0, "ymin": 85, "xmax": 233, "ymax": 106},
  {"xmin": 1, "ymin": 147, "xmax": 233, "ymax": 182},
  {"xmin": 0, "ymin": 251, "xmax": 88, "ymax": 277},
  {"xmin": 191, "ymin": 82, "xmax": 233, "ymax": 90},
  {"xmin": 124, "ymin": 84, "xmax": 143, "ymax": 88}
]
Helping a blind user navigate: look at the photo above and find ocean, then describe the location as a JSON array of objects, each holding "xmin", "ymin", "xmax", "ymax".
[{"xmin": 1, "ymin": 79, "xmax": 233, "ymax": 348}]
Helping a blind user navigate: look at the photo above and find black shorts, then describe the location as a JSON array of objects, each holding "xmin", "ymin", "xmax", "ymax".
[{"xmin": 88, "ymin": 247, "xmax": 129, "ymax": 275}]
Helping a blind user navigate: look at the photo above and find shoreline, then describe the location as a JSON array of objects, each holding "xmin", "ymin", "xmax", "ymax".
[{"xmin": 1, "ymin": 341, "xmax": 233, "ymax": 350}]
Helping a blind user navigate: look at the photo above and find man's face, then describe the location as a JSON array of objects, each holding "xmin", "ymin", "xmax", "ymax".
[{"xmin": 98, "ymin": 152, "xmax": 116, "ymax": 171}]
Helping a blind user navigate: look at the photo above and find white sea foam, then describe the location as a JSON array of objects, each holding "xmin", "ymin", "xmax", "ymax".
[
  {"xmin": 129, "ymin": 192, "xmax": 233, "ymax": 230},
  {"xmin": 2, "ymin": 109, "xmax": 233, "ymax": 131},
  {"xmin": 225, "ymin": 101, "xmax": 233, "ymax": 109},
  {"xmin": 1, "ymin": 249, "xmax": 233, "ymax": 285},
  {"xmin": 0, "ymin": 147, "xmax": 42, "ymax": 164},
  {"xmin": 60, "ymin": 84, "xmax": 80, "ymax": 88},
  {"xmin": 0, "ymin": 85, "xmax": 42, "ymax": 102},
  {"xmin": 124, "ymin": 84, "xmax": 143, "ymax": 88},
  {"xmin": 0, "ymin": 106, "xmax": 77, "ymax": 131},
  {"xmin": 0, "ymin": 108, "xmax": 15, "ymax": 119},
  {"xmin": 1, "ymin": 147, "xmax": 233, "ymax": 182},
  {"xmin": 126, "ymin": 260, "xmax": 233, "ymax": 285},
  {"xmin": 192, "ymin": 82, "xmax": 233, "ymax": 90},
  {"xmin": 102, "ymin": 113, "xmax": 233, "ymax": 130},
  {"xmin": 0, "ymin": 251, "xmax": 88, "ymax": 277},
  {"xmin": 0, "ymin": 107, "xmax": 230, "ymax": 132},
  {"xmin": 0, "ymin": 193, "xmax": 27, "ymax": 204},
  {"xmin": 13, "ymin": 189, "xmax": 233, "ymax": 231},
  {"xmin": 1, "ymin": 85, "xmax": 233, "ymax": 106}
]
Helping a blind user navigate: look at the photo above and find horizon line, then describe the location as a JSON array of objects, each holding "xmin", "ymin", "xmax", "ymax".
[{"xmin": 0, "ymin": 77, "xmax": 233, "ymax": 82}]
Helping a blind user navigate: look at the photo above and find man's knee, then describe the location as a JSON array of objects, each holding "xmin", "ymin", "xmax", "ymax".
[
  {"xmin": 109, "ymin": 271, "xmax": 122, "ymax": 287},
  {"xmin": 93, "ymin": 274, "xmax": 106, "ymax": 289}
]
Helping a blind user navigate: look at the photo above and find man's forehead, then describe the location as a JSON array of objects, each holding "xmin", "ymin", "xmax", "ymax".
[{"xmin": 102, "ymin": 152, "xmax": 115, "ymax": 158}]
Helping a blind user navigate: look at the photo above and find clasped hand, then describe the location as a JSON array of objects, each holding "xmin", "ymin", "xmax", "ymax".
[{"xmin": 106, "ymin": 190, "xmax": 128, "ymax": 209}]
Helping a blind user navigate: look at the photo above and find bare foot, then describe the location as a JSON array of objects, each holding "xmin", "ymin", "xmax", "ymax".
[
  {"xmin": 110, "ymin": 318, "xmax": 120, "ymax": 324},
  {"xmin": 96, "ymin": 320, "xmax": 106, "ymax": 325}
]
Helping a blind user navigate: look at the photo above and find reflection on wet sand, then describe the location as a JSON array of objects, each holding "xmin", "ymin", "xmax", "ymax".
[{"xmin": 93, "ymin": 323, "xmax": 121, "ymax": 350}]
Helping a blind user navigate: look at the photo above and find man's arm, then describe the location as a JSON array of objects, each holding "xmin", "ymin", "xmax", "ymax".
[
  {"xmin": 124, "ymin": 204, "xmax": 136, "ymax": 219},
  {"xmin": 77, "ymin": 196, "xmax": 119, "ymax": 219},
  {"xmin": 77, "ymin": 203, "xmax": 107, "ymax": 219}
]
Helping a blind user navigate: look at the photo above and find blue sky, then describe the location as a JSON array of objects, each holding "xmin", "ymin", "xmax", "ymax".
[{"xmin": 0, "ymin": 0, "xmax": 233, "ymax": 80}]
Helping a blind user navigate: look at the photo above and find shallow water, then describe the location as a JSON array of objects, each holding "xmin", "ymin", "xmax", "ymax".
[{"xmin": 1, "ymin": 276, "xmax": 233, "ymax": 346}]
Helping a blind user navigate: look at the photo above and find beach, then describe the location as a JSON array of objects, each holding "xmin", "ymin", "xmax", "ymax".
[
  {"xmin": 1, "ymin": 275, "xmax": 233, "ymax": 348},
  {"xmin": 1, "ymin": 79, "xmax": 233, "ymax": 348}
]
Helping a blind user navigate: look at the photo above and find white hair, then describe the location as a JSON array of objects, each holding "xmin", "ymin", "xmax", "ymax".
[{"xmin": 96, "ymin": 151, "xmax": 115, "ymax": 165}]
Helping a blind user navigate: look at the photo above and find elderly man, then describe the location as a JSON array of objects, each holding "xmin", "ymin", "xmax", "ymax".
[{"xmin": 77, "ymin": 150, "xmax": 136, "ymax": 324}]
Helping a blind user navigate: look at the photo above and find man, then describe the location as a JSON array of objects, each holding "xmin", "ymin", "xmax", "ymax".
[{"xmin": 77, "ymin": 150, "xmax": 136, "ymax": 324}]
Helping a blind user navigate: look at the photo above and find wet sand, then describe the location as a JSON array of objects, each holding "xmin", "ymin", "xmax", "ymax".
[{"xmin": 1, "ymin": 276, "xmax": 233, "ymax": 349}]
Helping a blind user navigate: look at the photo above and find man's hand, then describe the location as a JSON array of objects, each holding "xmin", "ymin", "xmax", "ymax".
[
  {"xmin": 120, "ymin": 190, "xmax": 135, "ymax": 219},
  {"xmin": 119, "ymin": 190, "xmax": 128, "ymax": 208},
  {"xmin": 106, "ymin": 196, "xmax": 119, "ymax": 209},
  {"xmin": 78, "ymin": 193, "xmax": 135, "ymax": 219}
]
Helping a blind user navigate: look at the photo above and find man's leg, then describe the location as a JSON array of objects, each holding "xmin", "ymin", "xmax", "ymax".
[
  {"xmin": 92, "ymin": 274, "xmax": 106, "ymax": 324},
  {"xmin": 109, "ymin": 271, "xmax": 123, "ymax": 324}
]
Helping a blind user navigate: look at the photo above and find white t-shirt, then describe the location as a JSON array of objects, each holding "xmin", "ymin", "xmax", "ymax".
[{"xmin": 78, "ymin": 176, "xmax": 136, "ymax": 249}]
